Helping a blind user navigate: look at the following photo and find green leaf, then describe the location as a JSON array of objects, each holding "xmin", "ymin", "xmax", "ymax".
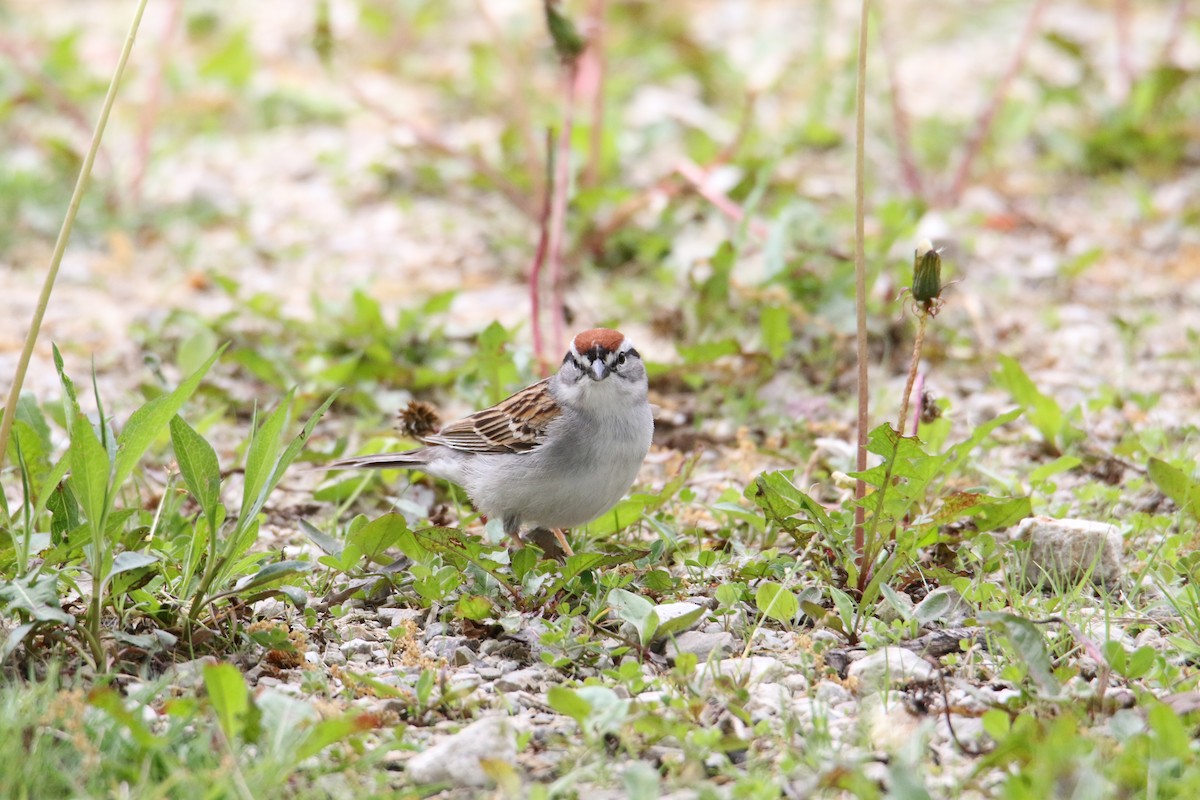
[
  {"xmin": 676, "ymin": 338, "xmax": 740, "ymax": 366},
  {"xmin": 295, "ymin": 714, "xmax": 370, "ymax": 762},
  {"xmin": 0, "ymin": 572, "xmax": 73, "ymax": 624},
  {"xmin": 510, "ymin": 546, "xmax": 539, "ymax": 582},
  {"xmin": 299, "ymin": 519, "xmax": 344, "ymax": 558},
  {"xmin": 656, "ymin": 604, "xmax": 706, "ymax": 639},
  {"xmin": 347, "ymin": 513, "xmax": 408, "ymax": 563},
  {"xmin": 68, "ymin": 408, "xmax": 111, "ymax": 531},
  {"xmin": 547, "ymin": 686, "xmax": 591, "ymax": 726},
  {"xmin": 755, "ymin": 582, "xmax": 799, "ymax": 624},
  {"xmin": 110, "ymin": 551, "xmax": 159, "ymax": 576},
  {"xmin": 981, "ymin": 611, "xmax": 1059, "ymax": 695},
  {"xmin": 455, "ymin": 594, "xmax": 494, "ymax": 621},
  {"xmin": 994, "ymin": 355, "xmax": 1076, "ymax": 451},
  {"xmin": 204, "ymin": 662, "xmax": 250, "ymax": 741},
  {"xmin": 170, "ymin": 414, "xmax": 222, "ymax": 522},
  {"xmin": 1148, "ymin": 458, "xmax": 1200, "ymax": 520},
  {"xmin": 607, "ymin": 588, "xmax": 658, "ymax": 645},
  {"xmin": 747, "ymin": 471, "xmax": 834, "ymax": 536},
  {"xmin": 240, "ymin": 396, "xmax": 293, "ymax": 522},
  {"xmin": 113, "ymin": 346, "xmax": 225, "ymax": 490},
  {"xmin": 759, "ymin": 305, "xmax": 791, "ymax": 360},
  {"xmin": 212, "ymin": 560, "xmax": 314, "ymax": 601},
  {"xmin": 236, "ymin": 393, "xmax": 338, "ymax": 537},
  {"xmin": 0, "ymin": 623, "xmax": 39, "ymax": 663}
]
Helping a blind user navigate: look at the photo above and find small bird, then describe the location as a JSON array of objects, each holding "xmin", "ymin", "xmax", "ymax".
[{"xmin": 326, "ymin": 328, "xmax": 654, "ymax": 555}]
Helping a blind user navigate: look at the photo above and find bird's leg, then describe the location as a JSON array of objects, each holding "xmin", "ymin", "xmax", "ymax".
[
  {"xmin": 502, "ymin": 515, "xmax": 525, "ymax": 548},
  {"xmin": 551, "ymin": 528, "xmax": 574, "ymax": 557}
]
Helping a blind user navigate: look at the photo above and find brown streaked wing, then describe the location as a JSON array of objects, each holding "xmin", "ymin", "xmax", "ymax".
[{"xmin": 425, "ymin": 379, "xmax": 560, "ymax": 454}]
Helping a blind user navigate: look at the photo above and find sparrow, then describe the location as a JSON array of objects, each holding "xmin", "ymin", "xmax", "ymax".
[{"xmin": 326, "ymin": 328, "xmax": 654, "ymax": 556}]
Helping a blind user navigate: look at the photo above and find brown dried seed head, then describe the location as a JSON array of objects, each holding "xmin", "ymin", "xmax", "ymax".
[{"xmin": 398, "ymin": 400, "xmax": 441, "ymax": 439}]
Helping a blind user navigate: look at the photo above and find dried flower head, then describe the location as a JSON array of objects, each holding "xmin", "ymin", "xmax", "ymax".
[{"xmin": 398, "ymin": 400, "xmax": 441, "ymax": 440}]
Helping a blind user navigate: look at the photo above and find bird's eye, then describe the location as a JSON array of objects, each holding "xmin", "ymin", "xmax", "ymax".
[{"xmin": 616, "ymin": 352, "xmax": 627, "ymax": 366}]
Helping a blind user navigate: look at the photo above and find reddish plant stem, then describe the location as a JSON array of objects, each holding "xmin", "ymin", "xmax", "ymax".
[
  {"xmin": 529, "ymin": 131, "xmax": 556, "ymax": 373},
  {"xmin": 945, "ymin": 0, "xmax": 1048, "ymax": 204},
  {"xmin": 911, "ymin": 372, "xmax": 925, "ymax": 437},
  {"xmin": 547, "ymin": 62, "xmax": 579, "ymax": 353},
  {"xmin": 853, "ymin": 0, "xmax": 871, "ymax": 571},
  {"xmin": 129, "ymin": 0, "xmax": 184, "ymax": 210},
  {"xmin": 675, "ymin": 158, "xmax": 770, "ymax": 239},
  {"xmin": 877, "ymin": 4, "xmax": 926, "ymax": 201},
  {"xmin": 897, "ymin": 312, "xmax": 929, "ymax": 436}
]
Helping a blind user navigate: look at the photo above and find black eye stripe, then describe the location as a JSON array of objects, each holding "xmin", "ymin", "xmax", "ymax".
[{"xmin": 626, "ymin": 348, "xmax": 639, "ymax": 360}]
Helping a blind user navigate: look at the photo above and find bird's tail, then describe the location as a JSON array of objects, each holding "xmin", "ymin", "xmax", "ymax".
[{"xmin": 323, "ymin": 449, "xmax": 430, "ymax": 471}]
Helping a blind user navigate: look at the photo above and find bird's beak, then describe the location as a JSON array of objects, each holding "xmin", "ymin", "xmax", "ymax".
[{"xmin": 589, "ymin": 359, "xmax": 610, "ymax": 381}]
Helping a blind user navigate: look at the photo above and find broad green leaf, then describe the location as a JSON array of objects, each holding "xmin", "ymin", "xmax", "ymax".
[
  {"xmin": 0, "ymin": 622, "xmax": 39, "ymax": 662},
  {"xmin": 608, "ymin": 588, "xmax": 658, "ymax": 645},
  {"xmin": 981, "ymin": 611, "xmax": 1059, "ymax": 695},
  {"xmin": 510, "ymin": 545, "xmax": 539, "ymax": 582},
  {"xmin": 113, "ymin": 345, "xmax": 225, "ymax": 489},
  {"xmin": 347, "ymin": 513, "xmax": 408, "ymax": 562},
  {"xmin": 1029, "ymin": 455, "xmax": 1082, "ymax": 486},
  {"xmin": 68, "ymin": 408, "xmax": 111, "ymax": 531},
  {"xmin": 547, "ymin": 686, "xmax": 591, "ymax": 726},
  {"xmin": 0, "ymin": 572, "xmax": 73, "ymax": 624},
  {"xmin": 994, "ymin": 356, "xmax": 1078, "ymax": 450},
  {"xmin": 656, "ymin": 604, "xmax": 706, "ymax": 638},
  {"xmin": 256, "ymin": 689, "xmax": 317, "ymax": 760},
  {"xmin": 299, "ymin": 519, "xmax": 344, "ymax": 558},
  {"xmin": 760, "ymin": 305, "xmax": 791, "ymax": 360},
  {"xmin": 1148, "ymin": 458, "xmax": 1200, "ymax": 520},
  {"xmin": 110, "ymin": 551, "xmax": 159, "ymax": 576},
  {"xmin": 747, "ymin": 471, "xmax": 830, "ymax": 535},
  {"xmin": 295, "ymin": 715, "xmax": 371, "ymax": 762},
  {"xmin": 170, "ymin": 415, "xmax": 222, "ymax": 522},
  {"xmin": 455, "ymin": 594, "xmax": 493, "ymax": 621},
  {"xmin": 215, "ymin": 560, "xmax": 314, "ymax": 600},
  {"xmin": 204, "ymin": 663, "xmax": 249, "ymax": 741},
  {"xmin": 755, "ymin": 581, "xmax": 799, "ymax": 624}
]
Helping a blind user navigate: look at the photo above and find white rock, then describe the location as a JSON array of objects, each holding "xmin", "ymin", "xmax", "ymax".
[
  {"xmin": 745, "ymin": 682, "xmax": 791, "ymax": 722},
  {"xmin": 406, "ymin": 716, "xmax": 517, "ymax": 788},
  {"xmin": 665, "ymin": 630, "xmax": 735, "ymax": 662},
  {"xmin": 847, "ymin": 647, "xmax": 936, "ymax": 692},
  {"xmin": 862, "ymin": 691, "xmax": 925, "ymax": 751},
  {"xmin": 695, "ymin": 656, "xmax": 786, "ymax": 685},
  {"xmin": 1012, "ymin": 516, "xmax": 1123, "ymax": 588},
  {"xmin": 813, "ymin": 680, "xmax": 853, "ymax": 706}
]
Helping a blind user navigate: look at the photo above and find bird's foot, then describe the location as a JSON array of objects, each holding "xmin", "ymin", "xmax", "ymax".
[{"xmin": 524, "ymin": 527, "xmax": 574, "ymax": 560}]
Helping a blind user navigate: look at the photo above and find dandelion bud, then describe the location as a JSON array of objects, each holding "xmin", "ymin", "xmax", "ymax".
[
  {"xmin": 544, "ymin": 0, "xmax": 587, "ymax": 63},
  {"xmin": 912, "ymin": 240, "xmax": 943, "ymax": 306}
]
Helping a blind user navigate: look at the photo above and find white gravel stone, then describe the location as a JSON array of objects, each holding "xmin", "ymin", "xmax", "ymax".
[
  {"xmin": 1011, "ymin": 516, "xmax": 1123, "ymax": 588},
  {"xmin": 695, "ymin": 656, "xmax": 787, "ymax": 685},
  {"xmin": 665, "ymin": 630, "xmax": 735, "ymax": 662},
  {"xmin": 847, "ymin": 647, "xmax": 936, "ymax": 692},
  {"xmin": 406, "ymin": 716, "xmax": 517, "ymax": 788}
]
